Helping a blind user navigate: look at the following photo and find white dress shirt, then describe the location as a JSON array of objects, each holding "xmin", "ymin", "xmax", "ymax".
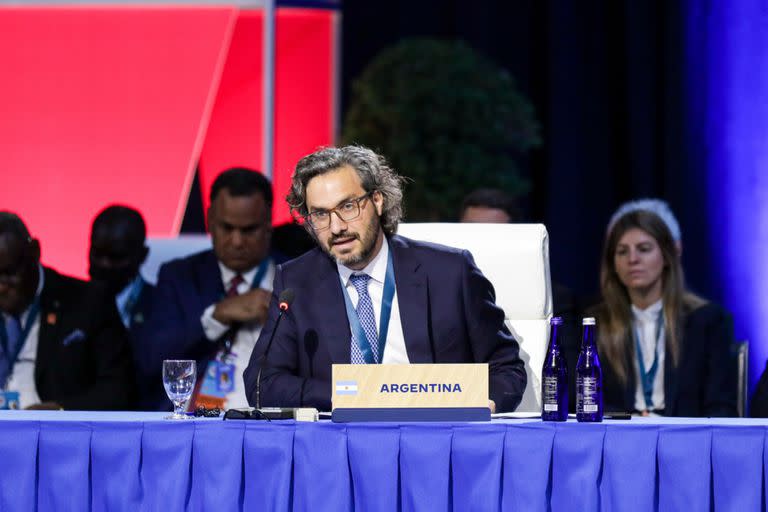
[
  {"xmin": 200, "ymin": 259, "xmax": 275, "ymax": 409},
  {"xmin": 337, "ymin": 237, "xmax": 409, "ymax": 364},
  {"xmin": 632, "ymin": 299, "xmax": 665, "ymax": 412},
  {"xmin": 3, "ymin": 265, "xmax": 44, "ymax": 408}
]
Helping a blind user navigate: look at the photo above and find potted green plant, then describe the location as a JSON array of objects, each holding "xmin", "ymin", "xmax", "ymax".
[{"xmin": 343, "ymin": 38, "xmax": 541, "ymax": 220}]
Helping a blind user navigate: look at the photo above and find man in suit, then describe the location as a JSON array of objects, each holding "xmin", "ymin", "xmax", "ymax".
[
  {"xmin": 89, "ymin": 205, "xmax": 153, "ymax": 328},
  {"xmin": 145, "ymin": 168, "xmax": 276, "ymax": 410},
  {"xmin": 244, "ymin": 146, "xmax": 527, "ymax": 412},
  {"xmin": 0, "ymin": 212, "xmax": 134, "ymax": 409},
  {"xmin": 89, "ymin": 205, "xmax": 159, "ymax": 409}
]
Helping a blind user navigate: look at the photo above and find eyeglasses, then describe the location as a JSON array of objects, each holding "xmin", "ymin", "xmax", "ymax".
[{"xmin": 304, "ymin": 192, "xmax": 373, "ymax": 231}]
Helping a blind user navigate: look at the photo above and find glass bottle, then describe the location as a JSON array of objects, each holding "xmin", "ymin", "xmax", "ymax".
[
  {"xmin": 576, "ymin": 317, "xmax": 603, "ymax": 422},
  {"xmin": 541, "ymin": 316, "xmax": 568, "ymax": 421}
]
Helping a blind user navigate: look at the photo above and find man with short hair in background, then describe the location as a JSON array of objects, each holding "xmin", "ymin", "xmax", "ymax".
[
  {"xmin": 459, "ymin": 188, "xmax": 522, "ymax": 224},
  {"xmin": 89, "ymin": 204, "xmax": 160, "ymax": 409},
  {"xmin": 0, "ymin": 211, "xmax": 134, "ymax": 410},
  {"xmin": 145, "ymin": 168, "xmax": 277, "ymax": 410}
]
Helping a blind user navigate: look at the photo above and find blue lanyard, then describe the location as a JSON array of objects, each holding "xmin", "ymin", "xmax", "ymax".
[
  {"xmin": 634, "ymin": 310, "xmax": 664, "ymax": 410},
  {"xmin": 341, "ymin": 249, "xmax": 396, "ymax": 364},
  {"xmin": 0, "ymin": 301, "xmax": 40, "ymax": 378},
  {"xmin": 223, "ymin": 258, "xmax": 271, "ymax": 298},
  {"xmin": 123, "ymin": 278, "xmax": 144, "ymax": 318},
  {"xmin": 251, "ymin": 258, "xmax": 271, "ymax": 291}
]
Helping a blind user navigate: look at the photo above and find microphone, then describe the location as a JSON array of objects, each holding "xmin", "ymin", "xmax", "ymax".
[{"xmin": 255, "ymin": 288, "xmax": 295, "ymax": 411}]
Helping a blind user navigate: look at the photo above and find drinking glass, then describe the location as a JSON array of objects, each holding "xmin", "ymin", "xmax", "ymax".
[{"xmin": 163, "ymin": 360, "xmax": 196, "ymax": 420}]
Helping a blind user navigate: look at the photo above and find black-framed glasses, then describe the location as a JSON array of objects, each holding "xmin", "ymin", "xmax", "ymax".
[{"xmin": 304, "ymin": 192, "xmax": 373, "ymax": 231}]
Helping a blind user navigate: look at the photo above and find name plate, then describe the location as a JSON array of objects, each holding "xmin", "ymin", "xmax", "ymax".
[{"xmin": 331, "ymin": 363, "xmax": 490, "ymax": 422}]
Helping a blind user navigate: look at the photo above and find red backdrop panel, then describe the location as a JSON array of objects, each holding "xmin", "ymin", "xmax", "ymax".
[
  {"xmin": 0, "ymin": 6, "xmax": 236, "ymax": 277},
  {"xmin": 198, "ymin": 8, "xmax": 337, "ymax": 225},
  {"xmin": 0, "ymin": 6, "xmax": 336, "ymax": 278}
]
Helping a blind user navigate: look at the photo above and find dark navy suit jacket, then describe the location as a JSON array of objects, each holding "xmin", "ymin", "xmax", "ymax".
[
  {"xmin": 125, "ymin": 279, "xmax": 168, "ymax": 410},
  {"xmin": 243, "ymin": 235, "xmax": 527, "ymax": 413},
  {"xmin": 35, "ymin": 267, "xmax": 135, "ymax": 409},
  {"xmin": 142, "ymin": 249, "xmax": 285, "ymax": 396},
  {"xmin": 141, "ymin": 250, "xmax": 227, "ymax": 385}
]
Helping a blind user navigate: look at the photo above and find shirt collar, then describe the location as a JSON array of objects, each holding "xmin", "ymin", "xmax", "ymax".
[
  {"xmin": 631, "ymin": 298, "xmax": 663, "ymax": 322},
  {"xmin": 337, "ymin": 236, "xmax": 389, "ymax": 286},
  {"xmin": 217, "ymin": 261, "xmax": 261, "ymax": 289},
  {"xmin": 115, "ymin": 274, "xmax": 143, "ymax": 311}
]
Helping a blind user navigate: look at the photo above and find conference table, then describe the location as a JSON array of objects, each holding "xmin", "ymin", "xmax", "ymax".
[{"xmin": 0, "ymin": 411, "xmax": 764, "ymax": 511}]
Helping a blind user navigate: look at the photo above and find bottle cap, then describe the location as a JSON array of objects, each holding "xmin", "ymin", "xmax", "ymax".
[
  {"xmin": 550, "ymin": 316, "xmax": 563, "ymax": 325},
  {"xmin": 582, "ymin": 317, "xmax": 596, "ymax": 326}
]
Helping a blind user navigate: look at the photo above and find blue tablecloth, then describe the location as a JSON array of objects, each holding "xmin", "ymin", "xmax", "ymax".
[{"xmin": 0, "ymin": 412, "xmax": 765, "ymax": 511}]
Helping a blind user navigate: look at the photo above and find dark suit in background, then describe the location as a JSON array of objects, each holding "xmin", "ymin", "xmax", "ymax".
[
  {"xmin": 244, "ymin": 235, "xmax": 527, "ymax": 413},
  {"xmin": 125, "ymin": 279, "xmax": 165, "ymax": 410},
  {"xmin": 36, "ymin": 267, "xmax": 135, "ymax": 409},
  {"xmin": 140, "ymin": 250, "xmax": 225, "ymax": 382},
  {"xmin": 600, "ymin": 302, "xmax": 737, "ymax": 416}
]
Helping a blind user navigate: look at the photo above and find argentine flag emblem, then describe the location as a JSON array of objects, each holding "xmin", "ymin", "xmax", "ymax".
[{"xmin": 335, "ymin": 381, "xmax": 358, "ymax": 395}]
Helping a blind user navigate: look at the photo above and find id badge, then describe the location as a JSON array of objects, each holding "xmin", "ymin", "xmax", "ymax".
[
  {"xmin": 0, "ymin": 391, "xmax": 20, "ymax": 410},
  {"xmin": 216, "ymin": 363, "xmax": 235, "ymax": 393}
]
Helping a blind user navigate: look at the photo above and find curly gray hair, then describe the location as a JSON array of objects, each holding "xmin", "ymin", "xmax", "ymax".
[{"xmin": 287, "ymin": 145, "xmax": 406, "ymax": 235}]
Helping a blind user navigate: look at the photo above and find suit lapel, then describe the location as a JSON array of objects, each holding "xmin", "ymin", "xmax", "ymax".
[
  {"xmin": 389, "ymin": 236, "xmax": 432, "ymax": 363},
  {"xmin": 622, "ymin": 340, "xmax": 637, "ymax": 411},
  {"xmin": 197, "ymin": 250, "xmax": 226, "ymax": 304},
  {"xmin": 313, "ymin": 253, "xmax": 351, "ymax": 365}
]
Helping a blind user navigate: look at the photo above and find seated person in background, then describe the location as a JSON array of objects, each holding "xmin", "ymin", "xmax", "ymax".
[
  {"xmin": 594, "ymin": 199, "xmax": 736, "ymax": 416},
  {"xmin": 89, "ymin": 205, "xmax": 152, "ymax": 327},
  {"xmin": 88, "ymin": 205, "xmax": 161, "ymax": 409},
  {"xmin": 0, "ymin": 212, "xmax": 134, "ymax": 409},
  {"xmin": 244, "ymin": 146, "xmax": 527, "ymax": 412},
  {"xmin": 459, "ymin": 188, "xmax": 522, "ymax": 224},
  {"xmin": 146, "ymin": 168, "xmax": 277, "ymax": 410}
]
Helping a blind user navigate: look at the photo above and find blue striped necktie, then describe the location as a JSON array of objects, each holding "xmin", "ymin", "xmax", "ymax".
[{"xmin": 349, "ymin": 274, "xmax": 379, "ymax": 364}]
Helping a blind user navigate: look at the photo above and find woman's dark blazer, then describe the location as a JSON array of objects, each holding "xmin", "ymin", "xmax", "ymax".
[{"xmin": 599, "ymin": 302, "xmax": 737, "ymax": 417}]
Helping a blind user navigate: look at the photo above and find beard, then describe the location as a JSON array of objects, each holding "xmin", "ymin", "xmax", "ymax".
[{"xmin": 322, "ymin": 215, "xmax": 382, "ymax": 268}]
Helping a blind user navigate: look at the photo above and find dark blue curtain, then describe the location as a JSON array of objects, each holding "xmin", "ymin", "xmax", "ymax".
[{"xmin": 341, "ymin": 1, "xmax": 768, "ymax": 390}]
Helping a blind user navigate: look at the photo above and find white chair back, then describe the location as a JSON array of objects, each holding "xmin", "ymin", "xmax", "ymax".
[{"xmin": 397, "ymin": 223, "xmax": 552, "ymax": 412}]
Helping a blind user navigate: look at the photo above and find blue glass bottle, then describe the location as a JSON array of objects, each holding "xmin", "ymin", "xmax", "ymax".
[
  {"xmin": 576, "ymin": 317, "xmax": 603, "ymax": 422},
  {"xmin": 541, "ymin": 316, "xmax": 568, "ymax": 421}
]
